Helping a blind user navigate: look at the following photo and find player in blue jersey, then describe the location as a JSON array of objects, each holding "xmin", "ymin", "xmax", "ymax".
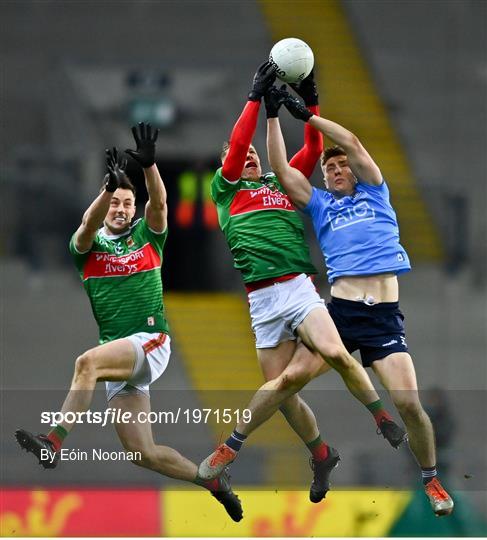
[{"xmin": 261, "ymin": 86, "xmax": 454, "ymax": 517}]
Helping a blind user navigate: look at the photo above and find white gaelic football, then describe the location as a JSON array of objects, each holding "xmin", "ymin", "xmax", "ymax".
[{"xmin": 269, "ymin": 38, "xmax": 314, "ymax": 83}]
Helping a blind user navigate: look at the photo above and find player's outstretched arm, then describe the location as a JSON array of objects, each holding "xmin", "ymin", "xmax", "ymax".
[
  {"xmin": 266, "ymin": 116, "xmax": 312, "ymax": 210},
  {"xmin": 283, "ymin": 96, "xmax": 382, "ymax": 185},
  {"xmin": 222, "ymin": 61, "xmax": 276, "ymax": 182},
  {"xmin": 73, "ymin": 147, "xmax": 124, "ymax": 252},
  {"xmin": 126, "ymin": 122, "xmax": 167, "ymax": 233},
  {"xmin": 308, "ymin": 115, "xmax": 382, "ymax": 185},
  {"xmin": 288, "ymin": 71, "xmax": 323, "ymax": 178}
]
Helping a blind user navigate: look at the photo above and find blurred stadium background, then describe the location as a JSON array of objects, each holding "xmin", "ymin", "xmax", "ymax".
[{"xmin": 1, "ymin": 0, "xmax": 486, "ymax": 536}]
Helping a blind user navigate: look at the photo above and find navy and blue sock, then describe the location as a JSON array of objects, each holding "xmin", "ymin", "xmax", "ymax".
[
  {"xmin": 225, "ymin": 430, "xmax": 247, "ymax": 452},
  {"xmin": 422, "ymin": 465, "xmax": 437, "ymax": 485}
]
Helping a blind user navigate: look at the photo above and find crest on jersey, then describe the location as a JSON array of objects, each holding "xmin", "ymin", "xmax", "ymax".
[
  {"xmin": 127, "ymin": 236, "xmax": 134, "ymax": 248},
  {"xmin": 261, "ymin": 173, "xmax": 278, "ymax": 192}
]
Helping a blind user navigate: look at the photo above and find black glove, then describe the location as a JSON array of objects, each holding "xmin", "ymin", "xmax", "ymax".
[
  {"xmin": 289, "ymin": 69, "xmax": 319, "ymax": 107},
  {"xmin": 105, "ymin": 147, "xmax": 127, "ymax": 192},
  {"xmin": 264, "ymin": 85, "xmax": 289, "ymax": 118},
  {"xmin": 283, "ymin": 95, "xmax": 313, "ymax": 122},
  {"xmin": 248, "ymin": 61, "xmax": 277, "ymax": 101},
  {"xmin": 126, "ymin": 122, "xmax": 159, "ymax": 168}
]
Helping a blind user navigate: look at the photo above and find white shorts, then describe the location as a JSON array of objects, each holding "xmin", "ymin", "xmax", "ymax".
[
  {"xmin": 248, "ymin": 273, "xmax": 327, "ymax": 348},
  {"xmin": 106, "ymin": 332, "xmax": 171, "ymax": 401}
]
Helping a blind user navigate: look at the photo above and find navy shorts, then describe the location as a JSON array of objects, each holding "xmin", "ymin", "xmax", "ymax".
[{"xmin": 327, "ymin": 297, "xmax": 409, "ymax": 368}]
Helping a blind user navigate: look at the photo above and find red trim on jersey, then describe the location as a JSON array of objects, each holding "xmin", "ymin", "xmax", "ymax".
[
  {"xmin": 222, "ymin": 100, "xmax": 260, "ymax": 182},
  {"xmin": 143, "ymin": 333, "xmax": 167, "ymax": 355},
  {"xmin": 83, "ymin": 244, "xmax": 161, "ymax": 280},
  {"xmin": 229, "ymin": 185, "xmax": 295, "ymax": 216},
  {"xmin": 245, "ymin": 273, "xmax": 302, "ymax": 293},
  {"xmin": 289, "ymin": 104, "xmax": 323, "ymax": 179}
]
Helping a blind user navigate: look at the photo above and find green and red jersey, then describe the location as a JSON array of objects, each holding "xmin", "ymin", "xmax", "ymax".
[
  {"xmin": 213, "ymin": 99, "xmax": 322, "ymax": 284},
  {"xmin": 69, "ymin": 218, "xmax": 169, "ymax": 344},
  {"xmin": 211, "ymin": 168, "xmax": 317, "ymax": 283}
]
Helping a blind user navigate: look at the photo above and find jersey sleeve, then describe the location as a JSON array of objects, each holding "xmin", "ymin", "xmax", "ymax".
[
  {"xmin": 132, "ymin": 218, "xmax": 168, "ymax": 260},
  {"xmin": 289, "ymin": 105, "xmax": 323, "ymax": 178},
  {"xmin": 210, "ymin": 167, "xmax": 240, "ymax": 206},
  {"xmin": 356, "ymin": 177, "xmax": 389, "ymax": 201},
  {"xmin": 221, "ymin": 100, "xmax": 260, "ymax": 181},
  {"xmin": 69, "ymin": 233, "xmax": 91, "ymax": 273},
  {"xmin": 302, "ymin": 186, "xmax": 327, "ymax": 222}
]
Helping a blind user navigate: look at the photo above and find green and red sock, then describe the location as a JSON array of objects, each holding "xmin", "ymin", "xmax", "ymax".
[
  {"xmin": 306, "ymin": 435, "xmax": 329, "ymax": 461},
  {"xmin": 367, "ymin": 399, "xmax": 393, "ymax": 426},
  {"xmin": 195, "ymin": 474, "xmax": 220, "ymax": 492},
  {"xmin": 47, "ymin": 425, "xmax": 68, "ymax": 452}
]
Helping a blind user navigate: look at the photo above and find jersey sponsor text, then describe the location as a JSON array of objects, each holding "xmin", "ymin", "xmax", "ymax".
[
  {"xmin": 230, "ymin": 186, "xmax": 295, "ymax": 216},
  {"xmin": 83, "ymin": 243, "xmax": 161, "ymax": 280},
  {"xmin": 327, "ymin": 201, "xmax": 375, "ymax": 231}
]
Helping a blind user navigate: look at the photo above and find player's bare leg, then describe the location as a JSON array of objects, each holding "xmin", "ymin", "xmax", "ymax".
[
  {"xmin": 258, "ymin": 341, "xmax": 330, "ymax": 444},
  {"xmin": 235, "ymin": 342, "xmax": 329, "ymax": 437},
  {"xmin": 111, "ymin": 392, "xmax": 242, "ymax": 521},
  {"xmin": 259, "ymin": 342, "xmax": 339, "ymax": 502},
  {"xmin": 297, "ymin": 308, "xmax": 379, "ymax": 404},
  {"xmin": 199, "ymin": 309, "xmax": 404, "ymax": 481},
  {"xmin": 229, "ymin": 302, "xmax": 387, "ymax": 436},
  {"xmin": 229, "ymin": 329, "xmax": 385, "ymax": 436},
  {"xmin": 112, "ymin": 392, "xmax": 200, "ymax": 481},
  {"xmin": 199, "ymin": 342, "xmax": 339, "ymax": 500},
  {"xmin": 15, "ymin": 338, "xmax": 137, "ymax": 467},
  {"xmin": 58, "ymin": 339, "xmax": 137, "ymax": 432},
  {"xmin": 297, "ymin": 307, "xmax": 407, "ymax": 447},
  {"xmin": 372, "ymin": 352, "xmax": 453, "ymax": 516},
  {"xmin": 372, "ymin": 353, "xmax": 434, "ymax": 464}
]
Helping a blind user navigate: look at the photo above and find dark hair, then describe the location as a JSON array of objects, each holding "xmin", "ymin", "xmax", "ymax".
[
  {"xmin": 118, "ymin": 174, "xmax": 136, "ymax": 196},
  {"xmin": 100, "ymin": 173, "xmax": 136, "ymax": 196},
  {"xmin": 321, "ymin": 145, "xmax": 347, "ymax": 167}
]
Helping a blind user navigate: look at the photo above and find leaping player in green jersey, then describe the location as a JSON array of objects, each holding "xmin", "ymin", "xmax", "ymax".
[
  {"xmin": 198, "ymin": 63, "xmax": 406, "ymax": 503},
  {"xmin": 15, "ymin": 123, "xmax": 242, "ymax": 522}
]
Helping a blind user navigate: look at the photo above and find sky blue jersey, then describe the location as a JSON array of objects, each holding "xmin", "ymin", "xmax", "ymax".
[{"xmin": 302, "ymin": 180, "xmax": 411, "ymax": 283}]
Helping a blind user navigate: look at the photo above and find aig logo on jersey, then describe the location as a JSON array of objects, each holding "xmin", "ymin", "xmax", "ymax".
[{"xmin": 327, "ymin": 201, "xmax": 375, "ymax": 231}]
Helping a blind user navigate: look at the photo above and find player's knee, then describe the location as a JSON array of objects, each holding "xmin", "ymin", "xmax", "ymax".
[
  {"xmin": 395, "ymin": 396, "xmax": 424, "ymax": 420},
  {"xmin": 322, "ymin": 345, "xmax": 353, "ymax": 370},
  {"xmin": 125, "ymin": 444, "xmax": 155, "ymax": 469},
  {"xmin": 135, "ymin": 451, "xmax": 156, "ymax": 469},
  {"xmin": 74, "ymin": 351, "xmax": 96, "ymax": 379},
  {"xmin": 277, "ymin": 369, "xmax": 311, "ymax": 392}
]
